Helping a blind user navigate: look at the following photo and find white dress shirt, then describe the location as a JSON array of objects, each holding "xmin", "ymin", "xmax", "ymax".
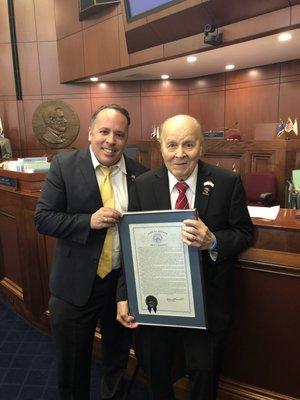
[
  {"xmin": 168, "ymin": 165, "xmax": 198, "ymax": 210},
  {"xmin": 167, "ymin": 165, "xmax": 217, "ymax": 259}
]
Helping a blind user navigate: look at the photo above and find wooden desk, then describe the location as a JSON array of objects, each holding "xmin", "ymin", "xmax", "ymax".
[
  {"xmin": 241, "ymin": 209, "xmax": 300, "ymax": 273},
  {"xmin": 0, "ymin": 169, "xmax": 47, "ymax": 192},
  {"xmin": 0, "ymin": 179, "xmax": 299, "ymax": 400},
  {"xmin": 220, "ymin": 209, "xmax": 300, "ymax": 400}
]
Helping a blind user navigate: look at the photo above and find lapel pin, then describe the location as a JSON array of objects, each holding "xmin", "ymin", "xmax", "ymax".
[
  {"xmin": 204, "ymin": 180, "xmax": 214, "ymax": 187},
  {"xmin": 202, "ymin": 180, "xmax": 214, "ymax": 196}
]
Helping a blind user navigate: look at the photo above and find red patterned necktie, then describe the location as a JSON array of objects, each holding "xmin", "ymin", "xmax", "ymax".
[{"xmin": 175, "ymin": 181, "xmax": 189, "ymax": 209}]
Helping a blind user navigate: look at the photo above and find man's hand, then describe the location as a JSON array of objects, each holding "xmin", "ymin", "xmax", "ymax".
[
  {"xmin": 90, "ymin": 207, "xmax": 122, "ymax": 230},
  {"xmin": 181, "ymin": 217, "xmax": 215, "ymax": 250},
  {"xmin": 117, "ymin": 301, "xmax": 138, "ymax": 329}
]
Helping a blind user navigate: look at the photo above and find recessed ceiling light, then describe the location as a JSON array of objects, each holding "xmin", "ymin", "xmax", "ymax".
[
  {"xmin": 161, "ymin": 74, "xmax": 169, "ymax": 80},
  {"xmin": 187, "ymin": 55, "xmax": 197, "ymax": 63},
  {"xmin": 225, "ymin": 64, "xmax": 235, "ymax": 71},
  {"xmin": 278, "ymin": 32, "xmax": 292, "ymax": 42},
  {"xmin": 90, "ymin": 77, "xmax": 98, "ymax": 82}
]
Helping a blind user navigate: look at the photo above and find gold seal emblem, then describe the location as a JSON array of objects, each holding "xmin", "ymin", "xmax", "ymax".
[{"xmin": 32, "ymin": 100, "xmax": 80, "ymax": 148}]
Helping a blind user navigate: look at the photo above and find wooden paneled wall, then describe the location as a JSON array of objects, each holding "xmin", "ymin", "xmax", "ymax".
[{"xmin": 0, "ymin": 0, "xmax": 300, "ymax": 160}]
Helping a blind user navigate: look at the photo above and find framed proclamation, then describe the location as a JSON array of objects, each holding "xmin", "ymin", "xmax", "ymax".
[{"xmin": 119, "ymin": 209, "xmax": 207, "ymax": 329}]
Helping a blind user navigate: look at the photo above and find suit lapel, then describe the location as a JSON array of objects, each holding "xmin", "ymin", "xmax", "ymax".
[
  {"xmin": 194, "ymin": 161, "xmax": 214, "ymax": 218},
  {"xmin": 78, "ymin": 149, "xmax": 103, "ymax": 207},
  {"xmin": 153, "ymin": 166, "xmax": 172, "ymax": 209},
  {"xmin": 124, "ymin": 156, "xmax": 138, "ymax": 191}
]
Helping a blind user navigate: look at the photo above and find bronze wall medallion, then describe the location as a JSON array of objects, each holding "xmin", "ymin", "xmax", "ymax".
[{"xmin": 32, "ymin": 100, "xmax": 80, "ymax": 148}]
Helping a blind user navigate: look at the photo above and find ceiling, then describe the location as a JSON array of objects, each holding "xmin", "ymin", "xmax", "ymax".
[
  {"xmin": 125, "ymin": 0, "xmax": 297, "ymax": 53},
  {"xmin": 94, "ymin": 27, "xmax": 300, "ymax": 81}
]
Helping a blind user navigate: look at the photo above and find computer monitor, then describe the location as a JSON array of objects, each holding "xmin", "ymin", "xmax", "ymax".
[{"xmin": 124, "ymin": 0, "xmax": 184, "ymax": 22}]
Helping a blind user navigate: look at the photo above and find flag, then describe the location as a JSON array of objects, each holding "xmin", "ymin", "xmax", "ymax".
[
  {"xmin": 293, "ymin": 118, "xmax": 298, "ymax": 135},
  {"xmin": 0, "ymin": 117, "xmax": 3, "ymax": 137},
  {"xmin": 276, "ymin": 119, "xmax": 285, "ymax": 137},
  {"xmin": 285, "ymin": 117, "xmax": 293, "ymax": 133}
]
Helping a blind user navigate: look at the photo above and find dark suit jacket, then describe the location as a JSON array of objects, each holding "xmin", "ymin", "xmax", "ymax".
[
  {"xmin": 35, "ymin": 148, "xmax": 148, "ymax": 307},
  {"xmin": 117, "ymin": 161, "xmax": 254, "ymax": 332}
]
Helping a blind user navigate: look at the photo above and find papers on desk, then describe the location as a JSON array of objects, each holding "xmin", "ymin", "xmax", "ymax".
[
  {"xmin": 247, "ymin": 205, "xmax": 280, "ymax": 220},
  {"xmin": 2, "ymin": 158, "xmax": 50, "ymax": 173}
]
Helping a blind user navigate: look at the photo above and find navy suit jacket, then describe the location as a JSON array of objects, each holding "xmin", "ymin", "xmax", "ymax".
[
  {"xmin": 117, "ymin": 161, "xmax": 254, "ymax": 332},
  {"xmin": 35, "ymin": 148, "xmax": 148, "ymax": 306}
]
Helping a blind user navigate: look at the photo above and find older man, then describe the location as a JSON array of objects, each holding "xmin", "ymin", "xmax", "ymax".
[
  {"xmin": 35, "ymin": 104, "xmax": 148, "ymax": 400},
  {"xmin": 117, "ymin": 114, "xmax": 254, "ymax": 400}
]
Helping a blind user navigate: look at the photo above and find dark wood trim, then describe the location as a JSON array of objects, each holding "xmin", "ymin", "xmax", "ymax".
[
  {"xmin": 0, "ymin": 277, "xmax": 23, "ymax": 300},
  {"xmin": 7, "ymin": 0, "xmax": 22, "ymax": 100},
  {"xmin": 239, "ymin": 249, "xmax": 300, "ymax": 277},
  {"xmin": 219, "ymin": 377, "xmax": 299, "ymax": 400}
]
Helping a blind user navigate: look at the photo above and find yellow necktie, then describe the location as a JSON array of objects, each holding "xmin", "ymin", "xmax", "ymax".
[{"xmin": 97, "ymin": 166, "xmax": 115, "ymax": 278}]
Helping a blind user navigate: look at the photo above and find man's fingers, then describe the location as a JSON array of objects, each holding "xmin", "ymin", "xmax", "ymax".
[
  {"xmin": 117, "ymin": 301, "xmax": 138, "ymax": 329},
  {"xmin": 183, "ymin": 217, "xmax": 205, "ymax": 227},
  {"xmin": 101, "ymin": 207, "xmax": 122, "ymax": 219},
  {"xmin": 182, "ymin": 225, "xmax": 198, "ymax": 236},
  {"xmin": 117, "ymin": 314, "xmax": 138, "ymax": 329},
  {"xmin": 91, "ymin": 206, "xmax": 123, "ymax": 229},
  {"xmin": 98, "ymin": 215, "xmax": 118, "ymax": 226}
]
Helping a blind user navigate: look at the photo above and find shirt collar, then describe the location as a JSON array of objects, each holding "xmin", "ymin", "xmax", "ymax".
[
  {"xmin": 168, "ymin": 164, "xmax": 198, "ymax": 194},
  {"xmin": 89, "ymin": 146, "xmax": 127, "ymax": 174}
]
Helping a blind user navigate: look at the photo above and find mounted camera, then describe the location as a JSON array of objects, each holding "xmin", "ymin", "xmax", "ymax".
[
  {"xmin": 204, "ymin": 24, "xmax": 223, "ymax": 46},
  {"xmin": 204, "ymin": 24, "xmax": 216, "ymax": 34}
]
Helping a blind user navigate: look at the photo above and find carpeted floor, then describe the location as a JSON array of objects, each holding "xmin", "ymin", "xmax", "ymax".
[{"xmin": 0, "ymin": 301, "xmax": 148, "ymax": 400}]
